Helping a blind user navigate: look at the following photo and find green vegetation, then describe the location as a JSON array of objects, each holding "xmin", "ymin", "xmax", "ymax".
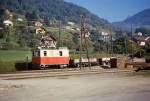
[
  {"xmin": 0, "ymin": 0, "xmax": 112, "ymax": 29},
  {"xmin": 47, "ymin": 28, "xmax": 78, "ymax": 49},
  {"xmin": 0, "ymin": 50, "xmax": 31, "ymax": 62},
  {"xmin": 0, "ymin": 0, "xmax": 113, "ymax": 52},
  {"xmin": 132, "ymin": 71, "xmax": 150, "ymax": 77},
  {"xmin": 113, "ymin": 37, "xmax": 143, "ymax": 54},
  {"xmin": 0, "ymin": 50, "xmax": 31, "ymax": 73},
  {"xmin": 0, "ymin": 61, "xmax": 16, "ymax": 73},
  {"xmin": 135, "ymin": 27, "xmax": 150, "ymax": 36}
]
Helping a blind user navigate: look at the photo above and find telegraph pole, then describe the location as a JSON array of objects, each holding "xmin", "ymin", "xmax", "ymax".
[
  {"xmin": 110, "ymin": 28, "xmax": 114, "ymax": 57},
  {"xmin": 124, "ymin": 32, "xmax": 128, "ymax": 56},
  {"xmin": 58, "ymin": 20, "xmax": 61, "ymax": 48},
  {"xmin": 84, "ymin": 31, "xmax": 91, "ymax": 69},
  {"xmin": 106, "ymin": 34, "xmax": 109, "ymax": 57},
  {"xmin": 80, "ymin": 16, "xmax": 90, "ymax": 69},
  {"xmin": 98, "ymin": 29, "xmax": 101, "ymax": 54},
  {"xmin": 131, "ymin": 24, "xmax": 134, "ymax": 61},
  {"xmin": 99, "ymin": 35, "xmax": 101, "ymax": 54},
  {"xmin": 79, "ymin": 15, "xmax": 84, "ymax": 69}
]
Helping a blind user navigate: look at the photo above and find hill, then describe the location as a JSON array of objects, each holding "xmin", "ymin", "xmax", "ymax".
[
  {"xmin": 113, "ymin": 8, "xmax": 150, "ymax": 31},
  {"xmin": 0, "ymin": 0, "xmax": 112, "ymax": 29}
]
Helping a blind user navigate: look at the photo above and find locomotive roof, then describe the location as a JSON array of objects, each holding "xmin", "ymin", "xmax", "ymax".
[{"xmin": 32, "ymin": 47, "xmax": 68, "ymax": 50}]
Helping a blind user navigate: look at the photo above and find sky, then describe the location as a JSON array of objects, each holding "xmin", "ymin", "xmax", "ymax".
[{"xmin": 65, "ymin": 0, "xmax": 150, "ymax": 22}]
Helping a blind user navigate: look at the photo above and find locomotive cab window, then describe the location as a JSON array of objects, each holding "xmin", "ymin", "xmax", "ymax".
[
  {"xmin": 32, "ymin": 51, "xmax": 35, "ymax": 57},
  {"xmin": 59, "ymin": 51, "xmax": 63, "ymax": 56},
  {"xmin": 44, "ymin": 51, "xmax": 47, "ymax": 56},
  {"xmin": 33, "ymin": 51, "xmax": 40, "ymax": 57},
  {"xmin": 38, "ymin": 51, "xmax": 40, "ymax": 56}
]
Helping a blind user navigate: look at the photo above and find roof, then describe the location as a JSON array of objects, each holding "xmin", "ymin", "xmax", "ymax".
[
  {"xmin": 133, "ymin": 36, "xmax": 146, "ymax": 42},
  {"xmin": 3, "ymin": 20, "xmax": 13, "ymax": 26},
  {"xmin": 145, "ymin": 37, "xmax": 150, "ymax": 41},
  {"xmin": 41, "ymin": 35, "xmax": 56, "ymax": 41},
  {"xmin": 33, "ymin": 47, "xmax": 69, "ymax": 51}
]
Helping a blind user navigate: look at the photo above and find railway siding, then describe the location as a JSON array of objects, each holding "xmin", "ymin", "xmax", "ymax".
[{"xmin": 0, "ymin": 68, "xmax": 133, "ymax": 80}]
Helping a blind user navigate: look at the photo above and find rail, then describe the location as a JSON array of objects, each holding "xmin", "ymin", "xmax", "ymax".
[{"xmin": 0, "ymin": 68, "xmax": 133, "ymax": 80}]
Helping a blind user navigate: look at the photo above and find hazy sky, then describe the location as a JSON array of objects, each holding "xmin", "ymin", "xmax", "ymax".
[{"xmin": 65, "ymin": 0, "xmax": 150, "ymax": 22}]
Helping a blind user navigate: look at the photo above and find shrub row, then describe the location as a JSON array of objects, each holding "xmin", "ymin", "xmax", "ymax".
[
  {"xmin": 0, "ymin": 61, "xmax": 32, "ymax": 73},
  {"xmin": 0, "ymin": 61, "xmax": 16, "ymax": 73}
]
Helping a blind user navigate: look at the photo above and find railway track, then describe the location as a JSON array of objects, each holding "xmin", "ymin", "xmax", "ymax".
[{"xmin": 0, "ymin": 67, "xmax": 134, "ymax": 80}]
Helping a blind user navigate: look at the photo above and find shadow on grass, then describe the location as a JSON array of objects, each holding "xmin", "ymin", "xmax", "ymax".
[
  {"xmin": 131, "ymin": 69, "xmax": 150, "ymax": 77},
  {"xmin": 15, "ymin": 62, "xmax": 33, "ymax": 71},
  {"xmin": 0, "ymin": 61, "xmax": 33, "ymax": 73},
  {"xmin": 0, "ymin": 61, "xmax": 16, "ymax": 73}
]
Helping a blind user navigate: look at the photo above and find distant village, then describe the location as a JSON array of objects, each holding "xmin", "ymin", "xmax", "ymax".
[{"xmin": 0, "ymin": 9, "xmax": 150, "ymax": 55}]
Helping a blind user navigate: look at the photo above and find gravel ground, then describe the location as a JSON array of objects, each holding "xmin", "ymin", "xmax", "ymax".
[{"xmin": 0, "ymin": 73, "xmax": 150, "ymax": 101}]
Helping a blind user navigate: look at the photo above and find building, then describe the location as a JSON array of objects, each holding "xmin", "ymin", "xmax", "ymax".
[
  {"xmin": 36, "ymin": 27, "xmax": 46, "ymax": 35},
  {"xmin": 133, "ymin": 35, "xmax": 150, "ymax": 47},
  {"xmin": 39, "ymin": 35, "xmax": 57, "ymax": 48},
  {"xmin": 35, "ymin": 21, "xmax": 43, "ymax": 27},
  {"xmin": 17, "ymin": 18, "xmax": 23, "ymax": 22},
  {"xmin": 67, "ymin": 22, "xmax": 75, "ymax": 26},
  {"xmin": 0, "ymin": 27, "xmax": 3, "ymax": 38},
  {"xmin": 3, "ymin": 20, "xmax": 13, "ymax": 26},
  {"xmin": 145, "ymin": 37, "xmax": 150, "ymax": 45},
  {"xmin": 133, "ymin": 36, "xmax": 146, "ymax": 46}
]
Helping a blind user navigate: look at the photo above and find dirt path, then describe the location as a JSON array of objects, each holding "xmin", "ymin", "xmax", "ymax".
[{"xmin": 0, "ymin": 73, "xmax": 150, "ymax": 101}]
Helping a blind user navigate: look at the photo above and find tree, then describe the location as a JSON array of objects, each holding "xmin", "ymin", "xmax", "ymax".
[{"xmin": 135, "ymin": 27, "xmax": 150, "ymax": 36}]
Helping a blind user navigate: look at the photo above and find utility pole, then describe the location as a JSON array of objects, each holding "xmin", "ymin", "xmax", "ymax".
[
  {"xmin": 110, "ymin": 28, "xmax": 114, "ymax": 57},
  {"xmin": 84, "ymin": 31, "xmax": 91, "ymax": 69},
  {"xmin": 98, "ymin": 29, "xmax": 101, "ymax": 54},
  {"xmin": 58, "ymin": 20, "xmax": 61, "ymax": 48},
  {"xmin": 102, "ymin": 32, "xmax": 108, "ymax": 57},
  {"xmin": 131, "ymin": 24, "xmax": 134, "ymax": 61},
  {"xmin": 106, "ymin": 34, "xmax": 109, "ymax": 57},
  {"xmin": 79, "ymin": 15, "xmax": 84, "ymax": 69},
  {"xmin": 99, "ymin": 35, "xmax": 101, "ymax": 54},
  {"xmin": 80, "ymin": 16, "xmax": 91, "ymax": 69},
  {"xmin": 124, "ymin": 32, "xmax": 128, "ymax": 56}
]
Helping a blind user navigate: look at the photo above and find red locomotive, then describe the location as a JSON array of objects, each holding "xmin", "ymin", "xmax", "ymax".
[{"xmin": 32, "ymin": 47, "xmax": 70, "ymax": 68}]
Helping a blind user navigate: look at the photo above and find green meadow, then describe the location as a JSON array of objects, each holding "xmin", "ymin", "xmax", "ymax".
[{"xmin": 0, "ymin": 50, "xmax": 32, "ymax": 73}]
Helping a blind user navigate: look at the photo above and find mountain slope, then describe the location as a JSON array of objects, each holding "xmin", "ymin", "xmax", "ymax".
[
  {"xmin": 113, "ymin": 8, "xmax": 150, "ymax": 31},
  {"xmin": 0, "ymin": 0, "xmax": 112, "ymax": 29}
]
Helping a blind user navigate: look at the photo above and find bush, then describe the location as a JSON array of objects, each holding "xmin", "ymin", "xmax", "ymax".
[
  {"xmin": 0, "ymin": 61, "xmax": 33, "ymax": 73},
  {"xmin": 0, "ymin": 61, "xmax": 16, "ymax": 73},
  {"xmin": 15, "ymin": 62, "xmax": 32, "ymax": 71}
]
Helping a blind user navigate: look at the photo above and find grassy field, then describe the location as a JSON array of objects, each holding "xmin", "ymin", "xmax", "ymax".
[
  {"xmin": 132, "ymin": 70, "xmax": 150, "ymax": 77},
  {"xmin": 0, "ymin": 50, "xmax": 32, "ymax": 73},
  {"xmin": 0, "ymin": 50, "xmax": 32, "ymax": 62}
]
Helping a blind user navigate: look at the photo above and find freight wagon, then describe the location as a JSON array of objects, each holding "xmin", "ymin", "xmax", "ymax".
[{"xmin": 69, "ymin": 58, "xmax": 98, "ymax": 67}]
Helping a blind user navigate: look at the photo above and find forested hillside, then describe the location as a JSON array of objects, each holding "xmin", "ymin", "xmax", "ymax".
[
  {"xmin": 113, "ymin": 8, "xmax": 150, "ymax": 31},
  {"xmin": 0, "ymin": 0, "xmax": 112, "ymax": 28},
  {"xmin": 0, "ymin": 0, "xmax": 115, "ymax": 51}
]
